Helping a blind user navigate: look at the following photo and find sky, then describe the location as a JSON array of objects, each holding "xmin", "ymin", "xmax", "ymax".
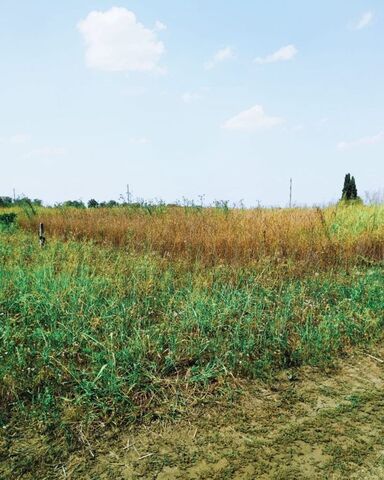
[{"xmin": 0, "ymin": 0, "xmax": 383, "ymax": 207}]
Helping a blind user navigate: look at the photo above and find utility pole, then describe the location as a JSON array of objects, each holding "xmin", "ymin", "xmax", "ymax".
[
  {"xmin": 126, "ymin": 184, "xmax": 130, "ymax": 204},
  {"xmin": 289, "ymin": 178, "xmax": 293, "ymax": 208},
  {"xmin": 13, "ymin": 188, "xmax": 16, "ymax": 202}
]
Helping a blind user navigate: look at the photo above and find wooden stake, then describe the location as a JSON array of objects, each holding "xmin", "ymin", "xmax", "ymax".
[{"xmin": 39, "ymin": 223, "xmax": 46, "ymax": 247}]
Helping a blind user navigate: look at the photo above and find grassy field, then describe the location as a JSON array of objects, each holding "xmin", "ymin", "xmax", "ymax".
[
  {"xmin": 18, "ymin": 203, "xmax": 384, "ymax": 268},
  {"xmin": 1, "ymin": 204, "xmax": 384, "ymax": 477}
]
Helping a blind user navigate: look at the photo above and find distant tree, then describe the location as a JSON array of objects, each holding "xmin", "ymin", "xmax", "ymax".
[
  {"xmin": 62, "ymin": 200, "xmax": 85, "ymax": 209},
  {"xmin": 342, "ymin": 173, "xmax": 351, "ymax": 200},
  {"xmin": 341, "ymin": 173, "xmax": 361, "ymax": 202},
  {"xmin": 32, "ymin": 199, "xmax": 43, "ymax": 207},
  {"xmin": 350, "ymin": 176, "xmax": 358, "ymax": 199},
  {"xmin": 13, "ymin": 196, "xmax": 31, "ymax": 206},
  {"xmin": 0, "ymin": 196, "xmax": 13, "ymax": 208},
  {"xmin": 98, "ymin": 200, "xmax": 119, "ymax": 208},
  {"xmin": 88, "ymin": 199, "xmax": 99, "ymax": 208}
]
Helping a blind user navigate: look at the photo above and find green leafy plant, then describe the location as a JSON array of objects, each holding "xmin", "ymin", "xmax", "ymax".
[{"xmin": 0, "ymin": 212, "xmax": 17, "ymax": 226}]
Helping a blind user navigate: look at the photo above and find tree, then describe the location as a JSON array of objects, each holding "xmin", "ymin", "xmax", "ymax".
[
  {"xmin": 0, "ymin": 196, "xmax": 13, "ymax": 208},
  {"xmin": 341, "ymin": 173, "xmax": 359, "ymax": 201},
  {"xmin": 88, "ymin": 199, "xmax": 99, "ymax": 208},
  {"xmin": 62, "ymin": 200, "xmax": 85, "ymax": 209},
  {"xmin": 342, "ymin": 173, "xmax": 351, "ymax": 200},
  {"xmin": 350, "ymin": 176, "xmax": 358, "ymax": 199}
]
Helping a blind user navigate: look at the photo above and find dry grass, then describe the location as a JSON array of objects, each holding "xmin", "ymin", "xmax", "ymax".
[{"xmin": 18, "ymin": 204, "xmax": 384, "ymax": 270}]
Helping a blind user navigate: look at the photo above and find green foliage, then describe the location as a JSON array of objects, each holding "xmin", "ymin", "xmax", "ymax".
[
  {"xmin": 13, "ymin": 197, "xmax": 42, "ymax": 208},
  {"xmin": 0, "ymin": 196, "xmax": 13, "ymax": 208},
  {"xmin": 99, "ymin": 200, "xmax": 119, "ymax": 208},
  {"xmin": 0, "ymin": 212, "xmax": 17, "ymax": 226},
  {"xmin": 87, "ymin": 199, "xmax": 99, "ymax": 208},
  {"xmin": 0, "ymin": 232, "xmax": 383, "ymax": 430},
  {"xmin": 60, "ymin": 200, "xmax": 86, "ymax": 209},
  {"xmin": 341, "ymin": 173, "xmax": 361, "ymax": 202}
]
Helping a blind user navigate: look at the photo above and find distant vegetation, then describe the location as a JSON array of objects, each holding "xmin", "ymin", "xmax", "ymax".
[
  {"xmin": 340, "ymin": 173, "xmax": 362, "ymax": 203},
  {"xmin": 0, "ymin": 173, "xmax": 374, "ymax": 210},
  {"xmin": 0, "ymin": 196, "xmax": 42, "ymax": 208},
  {"xmin": 0, "ymin": 212, "xmax": 17, "ymax": 226}
]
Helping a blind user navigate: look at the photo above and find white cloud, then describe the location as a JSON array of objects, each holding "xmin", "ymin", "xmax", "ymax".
[
  {"xmin": 353, "ymin": 11, "xmax": 374, "ymax": 30},
  {"xmin": 154, "ymin": 20, "xmax": 167, "ymax": 32},
  {"xmin": 24, "ymin": 147, "xmax": 66, "ymax": 159},
  {"xmin": 223, "ymin": 105, "xmax": 284, "ymax": 132},
  {"xmin": 205, "ymin": 46, "xmax": 235, "ymax": 70},
  {"xmin": 78, "ymin": 7, "xmax": 166, "ymax": 73},
  {"xmin": 254, "ymin": 44, "xmax": 297, "ymax": 64},
  {"xmin": 337, "ymin": 131, "xmax": 384, "ymax": 151}
]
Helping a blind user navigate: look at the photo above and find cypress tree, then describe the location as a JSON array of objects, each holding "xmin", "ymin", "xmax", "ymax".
[
  {"xmin": 342, "ymin": 173, "xmax": 351, "ymax": 200},
  {"xmin": 350, "ymin": 176, "xmax": 357, "ymax": 199},
  {"xmin": 341, "ymin": 173, "xmax": 359, "ymax": 201}
]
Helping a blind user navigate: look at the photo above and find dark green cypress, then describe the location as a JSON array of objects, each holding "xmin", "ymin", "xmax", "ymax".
[
  {"xmin": 342, "ymin": 173, "xmax": 351, "ymax": 200},
  {"xmin": 341, "ymin": 173, "xmax": 359, "ymax": 201}
]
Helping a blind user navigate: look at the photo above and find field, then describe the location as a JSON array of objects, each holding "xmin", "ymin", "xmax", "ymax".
[{"xmin": 1, "ymin": 203, "xmax": 384, "ymax": 478}]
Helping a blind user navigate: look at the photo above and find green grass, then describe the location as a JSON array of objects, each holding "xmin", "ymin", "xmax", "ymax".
[{"xmin": 1, "ymin": 229, "xmax": 383, "ymax": 432}]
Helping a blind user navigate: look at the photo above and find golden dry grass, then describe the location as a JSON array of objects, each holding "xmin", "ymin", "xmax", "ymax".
[{"xmin": 18, "ymin": 204, "xmax": 384, "ymax": 270}]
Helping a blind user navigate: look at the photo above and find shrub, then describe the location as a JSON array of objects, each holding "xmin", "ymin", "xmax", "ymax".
[
  {"xmin": 0, "ymin": 212, "xmax": 17, "ymax": 226},
  {"xmin": 0, "ymin": 196, "xmax": 13, "ymax": 208},
  {"xmin": 88, "ymin": 199, "xmax": 99, "ymax": 208}
]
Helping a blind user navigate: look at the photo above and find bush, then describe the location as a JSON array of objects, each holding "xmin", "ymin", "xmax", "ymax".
[
  {"xmin": 61, "ymin": 200, "xmax": 86, "ymax": 209},
  {"xmin": 0, "ymin": 196, "xmax": 13, "ymax": 208},
  {"xmin": 88, "ymin": 199, "xmax": 99, "ymax": 208},
  {"xmin": 0, "ymin": 213, "xmax": 17, "ymax": 226}
]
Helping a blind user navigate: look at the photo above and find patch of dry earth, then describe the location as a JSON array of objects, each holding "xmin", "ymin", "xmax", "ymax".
[{"xmin": 2, "ymin": 348, "xmax": 384, "ymax": 479}]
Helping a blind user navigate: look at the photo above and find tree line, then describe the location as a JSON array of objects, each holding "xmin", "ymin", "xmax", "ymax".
[{"xmin": 1, "ymin": 174, "xmax": 363, "ymax": 209}]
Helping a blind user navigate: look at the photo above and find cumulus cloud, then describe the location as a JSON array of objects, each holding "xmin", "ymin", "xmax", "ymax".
[
  {"xmin": 78, "ymin": 7, "xmax": 166, "ymax": 73},
  {"xmin": 353, "ymin": 11, "xmax": 374, "ymax": 30},
  {"xmin": 337, "ymin": 131, "xmax": 384, "ymax": 151},
  {"xmin": 222, "ymin": 105, "xmax": 283, "ymax": 131},
  {"xmin": 205, "ymin": 47, "xmax": 235, "ymax": 70},
  {"xmin": 154, "ymin": 20, "xmax": 167, "ymax": 32},
  {"xmin": 254, "ymin": 44, "xmax": 297, "ymax": 64}
]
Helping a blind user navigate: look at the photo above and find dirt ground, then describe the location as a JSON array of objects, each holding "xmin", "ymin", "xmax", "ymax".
[{"xmin": 2, "ymin": 347, "xmax": 384, "ymax": 479}]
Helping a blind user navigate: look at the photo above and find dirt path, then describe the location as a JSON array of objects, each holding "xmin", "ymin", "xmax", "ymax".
[{"xmin": 3, "ymin": 348, "xmax": 384, "ymax": 479}]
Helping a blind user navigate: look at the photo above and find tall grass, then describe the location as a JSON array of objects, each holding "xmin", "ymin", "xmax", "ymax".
[
  {"xmin": 17, "ymin": 204, "xmax": 384, "ymax": 270},
  {"xmin": 0, "ymin": 229, "xmax": 383, "ymax": 430}
]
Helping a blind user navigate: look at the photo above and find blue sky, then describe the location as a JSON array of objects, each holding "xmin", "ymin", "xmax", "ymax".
[{"xmin": 0, "ymin": 1, "xmax": 383, "ymax": 206}]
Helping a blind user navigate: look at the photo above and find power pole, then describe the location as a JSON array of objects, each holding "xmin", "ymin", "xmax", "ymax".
[
  {"xmin": 289, "ymin": 178, "xmax": 293, "ymax": 208},
  {"xmin": 126, "ymin": 184, "xmax": 130, "ymax": 204},
  {"xmin": 13, "ymin": 188, "xmax": 16, "ymax": 202}
]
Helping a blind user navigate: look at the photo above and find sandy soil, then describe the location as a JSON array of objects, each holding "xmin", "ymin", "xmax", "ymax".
[{"xmin": 2, "ymin": 347, "xmax": 384, "ymax": 479}]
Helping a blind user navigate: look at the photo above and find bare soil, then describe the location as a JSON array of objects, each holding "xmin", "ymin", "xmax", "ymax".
[{"xmin": 2, "ymin": 347, "xmax": 384, "ymax": 479}]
